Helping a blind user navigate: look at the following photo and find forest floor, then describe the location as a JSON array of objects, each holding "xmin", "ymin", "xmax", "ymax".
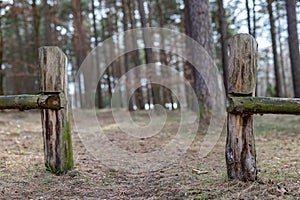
[{"xmin": 0, "ymin": 109, "xmax": 299, "ymax": 199}]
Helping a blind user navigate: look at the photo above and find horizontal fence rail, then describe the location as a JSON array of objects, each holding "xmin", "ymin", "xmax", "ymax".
[
  {"xmin": 227, "ymin": 96, "xmax": 300, "ymax": 115},
  {"xmin": 0, "ymin": 93, "xmax": 65, "ymax": 110}
]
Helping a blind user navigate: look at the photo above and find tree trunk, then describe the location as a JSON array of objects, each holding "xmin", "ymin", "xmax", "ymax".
[
  {"xmin": 156, "ymin": 0, "xmax": 173, "ymax": 108},
  {"xmin": 106, "ymin": 2, "xmax": 117, "ymax": 86},
  {"xmin": 42, "ymin": 0, "xmax": 53, "ymax": 45},
  {"xmin": 99, "ymin": 4, "xmax": 112, "ymax": 102},
  {"xmin": 146, "ymin": 0, "xmax": 158, "ymax": 106},
  {"xmin": 128, "ymin": 0, "xmax": 144, "ymax": 110},
  {"xmin": 121, "ymin": 0, "xmax": 129, "ymax": 71},
  {"xmin": 20, "ymin": 0, "xmax": 30, "ymax": 70},
  {"xmin": 137, "ymin": 0, "xmax": 155, "ymax": 111},
  {"xmin": 218, "ymin": 0, "xmax": 229, "ymax": 95},
  {"xmin": 276, "ymin": 2, "xmax": 287, "ymax": 97},
  {"xmin": 245, "ymin": 0, "xmax": 252, "ymax": 35},
  {"xmin": 252, "ymin": 0, "xmax": 257, "ymax": 95},
  {"xmin": 138, "ymin": 0, "xmax": 153, "ymax": 64},
  {"xmin": 147, "ymin": 0, "xmax": 153, "ymax": 27},
  {"xmin": 252, "ymin": 0, "xmax": 256, "ymax": 38},
  {"xmin": 121, "ymin": 0, "xmax": 133, "ymax": 110},
  {"xmin": 0, "ymin": 1, "xmax": 3, "ymax": 95},
  {"xmin": 31, "ymin": 0, "xmax": 40, "ymax": 63},
  {"xmin": 72, "ymin": 0, "xmax": 89, "ymax": 107},
  {"xmin": 285, "ymin": 0, "xmax": 300, "ymax": 97},
  {"xmin": 266, "ymin": 50, "xmax": 270, "ymax": 96},
  {"xmin": 267, "ymin": 0, "xmax": 283, "ymax": 97},
  {"xmin": 114, "ymin": 1, "xmax": 124, "ymax": 108},
  {"xmin": 184, "ymin": 0, "xmax": 214, "ymax": 119},
  {"xmin": 13, "ymin": 13, "xmax": 24, "ymax": 94},
  {"xmin": 183, "ymin": 0, "xmax": 194, "ymax": 109},
  {"xmin": 92, "ymin": 0, "xmax": 103, "ymax": 108},
  {"xmin": 106, "ymin": 9, "xmax": 117, "ymax": 100},
  {"xmin": 50, "ymin": 0, "xmax": 59, "ymax": 46}
]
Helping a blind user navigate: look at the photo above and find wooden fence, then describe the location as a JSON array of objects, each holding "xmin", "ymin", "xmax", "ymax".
[
  {"xmin": 1, "ymin": 35, "xmax": 298, "ymax": 181},
  {"xmin": 226, "ymin": 34, "xmax": 300, "ymax": 181},
  {"xmin": 0, "ymin": 47, "xmax": 73, "ymax": 174}
]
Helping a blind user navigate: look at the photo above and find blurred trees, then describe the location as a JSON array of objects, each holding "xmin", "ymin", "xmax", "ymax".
[
  {"xmin": 286, "ymin": 0, "xmax": 300, "ymax": 97},
  {"xmin": 0, "ymin": 1, "xmax": 3, "ymax": 95},
  {"xmin": 0, "ymin": 0, "xmax": 299, "ymax": 112},
  {"xmin": 267, "ymin": 0, "xmax": 283, "ymax": 97},
  {"xmin": 184, "ymin": 0, "xmax": 214, "ymax": 118},
  {"xmin": 217, "ymin": 0, "xmax": 228, "ymax": 95}
]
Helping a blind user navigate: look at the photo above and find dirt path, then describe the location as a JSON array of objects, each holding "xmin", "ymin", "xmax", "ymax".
[{"xmin": 0, "ymin": 110, "xmax": 299, "ymax": 199}]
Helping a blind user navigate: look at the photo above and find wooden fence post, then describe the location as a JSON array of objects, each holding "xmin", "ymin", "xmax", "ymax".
[
  {"xmin": 39, "ymin": 47, "xmax": 73, "ymax": 174},
  {"xmin": 226, "ymin": 34, "xmax": 258, "ymax": 181}
]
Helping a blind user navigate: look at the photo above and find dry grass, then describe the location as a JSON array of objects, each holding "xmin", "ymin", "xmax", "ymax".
[{"xmin": 0, "ymin": 110, "xmax": 299, "ymax": 199}]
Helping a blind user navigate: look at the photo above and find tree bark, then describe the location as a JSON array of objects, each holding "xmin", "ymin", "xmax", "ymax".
[
  {"xmin": 252, "ymin": 0, "xmax": 256, "ymax": 38},
  {"xmin": 184, "ymin": 0, "xmax": 214, "ymax": 118},
  {"xmin": 12, "ymin": 11, "xmax": 24, "ymax": 94},
  {"xmin": 31, "ymin": 0, "xmax": 40, "ymax": 68},
  {"xmin": 183, "ymin": 0, "xmax": 194, "ymax": 109},
  {"xmin": 267, "ymin": 0, "xmax": 283, "ymax": 97},
  {"xmin": 218, "ymin": 0, "xmax": 229, "ymax": 95},
  {"xmin": 113, "ymin": 1, "xmax": 124, "ymax": 108},
  {"xmin": 106, "ymin": 7, "xmax": 117, "ymax": 101},
  {"xmin": 245, "ymin": 0, "xmax": 252, "ymax": 35},
  {"xmin": 20, "ymin": 0, "xmax": 30, "ymax": 71},
  {"xmin": 99, "ymin": 7, "xmax": 113, "ymax": 101},
  {"xmin": 92, "ymin": 0, "xmax": 103, "ymax": 108},
  {"xmin": 138, "ymin": 0, "xmax": 153, "ymax": 64},
  {"xmin": 0, "ymin": 1, "xmax": 3, "ymax": 95},
  {"xmin": 156, "ymin": 0, "xmax": 173, "ymax": 108},
  {"xmin": 42, "ymin": 0, "xmax": 53, "ymax": 45},
  {"xmin": 128, "ymin": 0, "xmax": 144, "ymax": 110},
  {"xmin": 285, "ymin": 0, "xmax": 300, "ymax": 97},
  {"xmin": 137, "ymin": 0, "xmax": 155, "ymax": 110},
  {"xmin": 72, "ymin": 0, "xmax": 89, "ymax": 107},
  {"xmin": 121, "ymin": 0, "xmax": 134, "ymax": 110},
  {"xmin": 265, "ymin": 49, "xmax": 270, "ymax": 96},
  {"xmin": 276, "ymin": 2, "xmax": 287, "ymax": 97}
]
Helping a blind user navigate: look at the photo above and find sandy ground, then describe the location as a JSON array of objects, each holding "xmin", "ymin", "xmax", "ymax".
[{"xmin": 0, "ymin": 109, "xmax": 299, "ymax": 199}]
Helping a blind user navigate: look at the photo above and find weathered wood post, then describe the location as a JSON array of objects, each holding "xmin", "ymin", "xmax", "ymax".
[
  {"xmin": 226, "ymin": 34, "xmax": 258, "ymax": 181},
  {"xmin": 39, "ymin": 47, "xmax": 73, "ymax": 174}
]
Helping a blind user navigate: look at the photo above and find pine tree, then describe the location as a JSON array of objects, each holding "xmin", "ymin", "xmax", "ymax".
[{"xmin": 285, "ymin": 0, "xmax": 300, "ymax": 97}]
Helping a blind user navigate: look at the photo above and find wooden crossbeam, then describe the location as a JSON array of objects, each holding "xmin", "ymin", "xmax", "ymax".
[
  {"xmin": 0, "ymin": 93, "xmax": 65, "ymax": 110},
  {"xmin": 227, "ymin": 96, "xmax": 300, "ymax": 115}
]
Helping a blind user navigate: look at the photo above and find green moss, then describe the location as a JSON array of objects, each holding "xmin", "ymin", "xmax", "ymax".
[
  {"xmin": 45, "ymin": 106, "xmax": 74, "ymax": 175},
  {"xmin": 63, "ymin": 107, "xmax": 74, "ymax": 171},
  {"xmin": 45, "ymin": 163, "xmax": 66, "ymax": 175},
  {"xmin": 198, "ymin": 102, "xmax": 207, "ymax": 120}
]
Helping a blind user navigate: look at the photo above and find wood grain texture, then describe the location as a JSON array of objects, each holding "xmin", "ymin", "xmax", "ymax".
[
  {"xmin": 226, "ymin": 114, "xmax": 256, "ymax": 181},
  {"xmin": 228, "ymin": 34, "xmax": 257, "ymax": 95},
  {"xmin": 39, "ymin": 47, "xmax": 73, "ymax": 174},
  {"xmin": 226, "ymin": 34, "xmax": 257, "ymax": 181}
]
